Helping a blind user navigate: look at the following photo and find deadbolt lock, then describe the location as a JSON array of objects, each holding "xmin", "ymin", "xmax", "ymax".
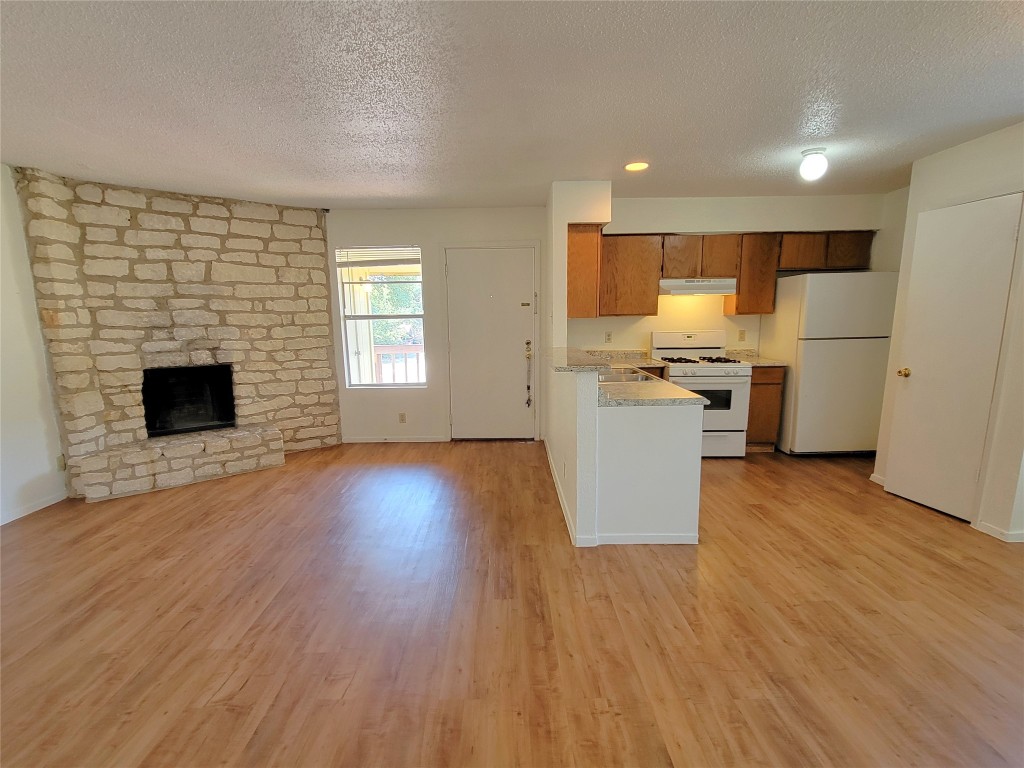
[{"xmin": 896, "ymin": 367, "xmax": 911, "ymax": 378}]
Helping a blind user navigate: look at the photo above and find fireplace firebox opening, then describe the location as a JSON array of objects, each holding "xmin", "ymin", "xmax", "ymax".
[{"xmin": 142, "ymin": 364, "xmax": 236, "ymax": 438}]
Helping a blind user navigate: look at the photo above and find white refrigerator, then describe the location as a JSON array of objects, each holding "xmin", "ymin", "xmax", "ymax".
[{"xmin": 759, "ymin": 272, "xmax": 899, "ymax": 454}]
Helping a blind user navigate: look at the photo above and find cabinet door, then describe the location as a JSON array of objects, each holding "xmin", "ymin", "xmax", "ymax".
[
  {"xmin": 663, "ymin": 235, "xmax": 702, "ymax": 278},
  {"xmin": 701, "ymin": 234, "xmax": 741, "ymax": 277},
  {"xmin": 567, "ymin": 224, "xmax": 602, "ymax": 318},
  {"xmin": 779, "ymin": 233, "xmax": 827, "ymax": 270},
  {"xmin": 599, "ymin": 235, "xmax": 663, "ymax": 316},
  {"xmin": 747, "ymin": 380, "xmax": 783, "ymax": 444},
  {"xmin": 723, "ymin": 233, "xmax": 780, "ymax": 315},
  {"xmin": 826, "ymin": 231, "xmax": 873, "ymax": 269}
]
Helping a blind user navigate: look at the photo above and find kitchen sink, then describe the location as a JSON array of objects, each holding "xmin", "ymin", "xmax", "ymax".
[{"xmin": 598, "ymin": 370, "xmax": 657, "ymax": 383}]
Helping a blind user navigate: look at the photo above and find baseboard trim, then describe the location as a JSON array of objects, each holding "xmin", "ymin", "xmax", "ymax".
[
  {"xmin": 973, "ymin": 521, "xmax": 1024, "ymax": 543},
  {"xmin": 869, "ymin": 473, "xmax": 886, "ymax": 486},
  {"xmin": 596, "ymin": 533, "xmax": 699, "ymax": 545},
  {"xmin": 544, "ymin": 442, "xmax": 579, "ymax": 545},
  {"xmin": 340, "ymin": 435, "xmax": 449, "ymax": 443},
  {"xmin": 1, "ymin": 489, "xmax": 68, "ymax": 526}
]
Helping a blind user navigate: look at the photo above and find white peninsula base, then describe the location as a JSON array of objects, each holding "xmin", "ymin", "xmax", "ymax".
[{"xmin": 597, "ymin": 403, "xmax": 702, "ymax": 544}]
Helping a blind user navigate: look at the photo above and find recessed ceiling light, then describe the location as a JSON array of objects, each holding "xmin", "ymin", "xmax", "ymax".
[
  {"xmin": 799, "ymin": 148, "xmax": 828, "ymax": 181},
  {"xmin": 624, "ymin": 161, "xmax": 649, "ymax": 172}
]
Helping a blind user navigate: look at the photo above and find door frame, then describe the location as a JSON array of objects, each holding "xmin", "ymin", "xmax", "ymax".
[{"xmin": 441, "ymin": 240, "xmax": 542, "ymax": 441}]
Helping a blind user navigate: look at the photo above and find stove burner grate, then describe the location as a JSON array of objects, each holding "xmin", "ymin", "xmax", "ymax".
[
  {"xmin": 661, "ymin": 356, "xmax": 699, "ymax": 364},
  {"xmin": 699, "ymin": 356, "xmax": 742, "ymax": 364}
]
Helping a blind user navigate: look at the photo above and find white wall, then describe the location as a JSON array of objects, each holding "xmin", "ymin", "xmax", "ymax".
[
  {"xmin": 603, "ymin": 194, "xmax": 884, "ymax": 234},
  {"xmin": 870, "ymin": 187, "xmax": 910, "ymax": 272},
  {"xmin": 325, "ymin": 207, "xmax": 546, "ymax": 441},
  {"xmin": 872, "ymin": 122, "xmax": 1024, "ymax": 540},
  {"xmin": 542, "ymin": 182, "xmax": 610, "ymax": 544},
  {"xmin": 1, "ymin": 165, "xmax": 66, "ymax": 523},
  {"xmin": 569, "ymin": 193, "xmax": 890, "ymax": 351},
  {"xmin": 974, "ymin": 223, "xmax": 1023, "ymax": 539},
  {"xmin": 569, "ymin": 295, "xmax": 761, "ymax": 351}
]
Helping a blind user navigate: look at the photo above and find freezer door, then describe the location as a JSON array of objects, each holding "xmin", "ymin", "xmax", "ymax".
[
  {"xmin": 785, "ymin": 337, "xmax": 891, "ymax": 453},
  {"xmin": 798, "ymin": 272, "xmax": 899, "ymax": 339}
]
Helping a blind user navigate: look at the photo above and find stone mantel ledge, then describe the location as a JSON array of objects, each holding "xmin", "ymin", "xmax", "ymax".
[{"xmin": 67, "ymin": 425, "xmax": 285, "ymax": 501}]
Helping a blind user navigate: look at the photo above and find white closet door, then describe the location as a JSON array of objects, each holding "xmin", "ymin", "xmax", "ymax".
[{"xmin": 885, "ymin": 193, "xmax": 1022, "ymax": 520}]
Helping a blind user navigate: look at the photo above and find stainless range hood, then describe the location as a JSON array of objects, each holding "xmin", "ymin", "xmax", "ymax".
[{"xmin": 659, "ymin": 277, "xmax": 737, "ymax": 296}]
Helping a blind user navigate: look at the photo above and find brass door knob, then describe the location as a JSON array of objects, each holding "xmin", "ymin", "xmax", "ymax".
[{"xmin": 896, "ymin": 367, "xmax": 911, "ymax": 378}]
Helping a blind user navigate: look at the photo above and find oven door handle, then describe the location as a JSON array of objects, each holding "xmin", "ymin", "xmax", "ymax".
[{"xmin": 670, "ymin": 376, "xmax": 750, "ymax": 387}]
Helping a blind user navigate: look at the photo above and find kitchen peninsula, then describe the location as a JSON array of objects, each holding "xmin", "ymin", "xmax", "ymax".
[{"xmin": 545, "ymin": 349, "xmax": 707, "ymax": 546}]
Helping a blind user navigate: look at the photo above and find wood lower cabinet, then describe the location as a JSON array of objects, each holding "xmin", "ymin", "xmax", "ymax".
[
  {"xmin": 599, "ymin": 235, "xmax": 663, "ymax": 316},
  {"xmin": 636, "ymin": 364, "xmax": 667, "ymax": 380},
  {"xmin": 723, "ymin": 233, "xmax": 781, "ymax": 315},
  {"xmin": 567, "ymin": 224, "xmax": 602, "ymax": 318},
  {"xmin": 747, "ymin": 366, "xmax": 784, "ymax": 449}
]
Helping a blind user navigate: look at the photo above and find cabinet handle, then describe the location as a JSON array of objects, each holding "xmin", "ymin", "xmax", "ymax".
[{"xmin": 896, "ymin": 367, "xmax": 911, "ymax": 378}]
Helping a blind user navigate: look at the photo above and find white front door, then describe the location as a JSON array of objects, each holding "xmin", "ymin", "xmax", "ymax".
[
  {"xmin": 885, "ymin": 193, "xmax": 1022, "ymax": 520},
  {"xmin": 445, "ymin": 247, "xmax": 536, "ymax": 439}
]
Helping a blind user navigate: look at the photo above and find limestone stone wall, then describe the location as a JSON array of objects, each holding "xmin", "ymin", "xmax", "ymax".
[
  {"xmin": 14, "ymin": 167, "xmax": 340, "ymax": 492},
  {"xmin": 68, "ymin": 425, "xmax": 285, "ymax": 501}
]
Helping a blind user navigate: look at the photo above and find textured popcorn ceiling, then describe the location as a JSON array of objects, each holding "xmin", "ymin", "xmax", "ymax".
[{"xmin": 1, "ymin": 1, "xmax": 1021, "ymax": 208}]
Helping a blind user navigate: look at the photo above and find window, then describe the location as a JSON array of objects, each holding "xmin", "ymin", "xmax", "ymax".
[{"xmin": 336, "ymin": 246, "xmax": 426, "ymax": 386}]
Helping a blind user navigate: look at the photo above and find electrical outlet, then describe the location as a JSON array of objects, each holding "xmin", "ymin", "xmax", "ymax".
[
  {"xmin": 738, "ymin": 329, "xmax": 747, "ymax": 342},
  {"xmin": 604, "ymin": 331, "xmax": 613, "ymax": 344},
  {"xmin": 398, "ymin": 412, "xmax": 407, "ymax": 424}
]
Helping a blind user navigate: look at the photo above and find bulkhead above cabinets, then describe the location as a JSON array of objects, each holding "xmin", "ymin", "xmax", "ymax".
[{"xmin": 566, "ymin": 226, "xmax": 875, "ymax": 318}]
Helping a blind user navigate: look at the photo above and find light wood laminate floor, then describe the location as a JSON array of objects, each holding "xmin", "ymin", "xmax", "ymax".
[{"xmin": 2, "ymin": 442, "xmax": 1022, "ymax": 767}]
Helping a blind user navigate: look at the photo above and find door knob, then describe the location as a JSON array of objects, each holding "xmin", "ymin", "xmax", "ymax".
[{"xmin": 896, "ymin": 367, "xmax": 911, "ymax": 378}]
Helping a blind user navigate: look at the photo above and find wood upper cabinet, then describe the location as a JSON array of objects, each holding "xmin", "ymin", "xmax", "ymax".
[
  {"xmin": 827, "ymin": 231, "xmax": 874, "ymax": 269},
  {"xmin": 663, "ymin": 234, "xmax": 741, "ymax": 279},
  {"xmin": 780, "ymin": 231, "xmax": 874, "ymax": 270},
  {"xmin": 599, "ymin": 235, "xmax": 663, "ymax": 316},
  {"xmin": 780, "ymin": 233, "xmax": 827, "ymax": 270},
  {"xmin": 747, "ymin": 366, "xmax": 785, "ymax": 446},
  {"xmin": 701, "ymin": 234, "xmax": 741, "ymax": 277},
  {"xmin": 723, "ymin": 233, "xmax": 781, "ymax": 315},
  {"xmin": 662, "ymin": 235, "xmax": 702, "ymax": 278},
  {"xmin": 567, "ymin": 224, "xmax": 602, "ymax": 318}
]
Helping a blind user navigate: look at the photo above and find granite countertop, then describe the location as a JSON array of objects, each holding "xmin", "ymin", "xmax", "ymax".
[
  {"xmin": 578, "ymin": 349, "xmax": 667, "ymax": 368},
  {"xmin": 547, "ymin": 348, "xmax": 608, "ymax": 372},
  {"xmin": 726, "ymin": 349, "xmax": 786, "ymax": 367},
  {"xmin": 548, "ymin": 348, "xmax": 668, "ymax": 371},
  {"xmin": 598, "ymin": 380, "xmax": 709, "ymax": 408}
]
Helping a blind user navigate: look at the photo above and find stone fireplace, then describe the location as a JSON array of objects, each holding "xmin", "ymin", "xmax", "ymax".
[{"xmin": 14, "ymin": 168, "xmax": 341, "ymax": 500}]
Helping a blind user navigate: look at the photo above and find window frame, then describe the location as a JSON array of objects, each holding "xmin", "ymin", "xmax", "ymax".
[{"xmin": 336, "ymin": 246, "xmax": 427, "ymax": 388}]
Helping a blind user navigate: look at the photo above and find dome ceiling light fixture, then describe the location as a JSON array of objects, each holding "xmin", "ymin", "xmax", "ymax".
[
  {"xmin": 799, "ymin": 148, "xmax": 828, "ymax": 181},
  {"xmin": 624, "ymin": 161, "xmax": 650, "ymax": 172}
]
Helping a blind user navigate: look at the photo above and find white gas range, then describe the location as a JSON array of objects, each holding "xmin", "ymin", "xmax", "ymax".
[{"xmin": 651, "ymin": 331, "xmax": 752, "ymax": 457}]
